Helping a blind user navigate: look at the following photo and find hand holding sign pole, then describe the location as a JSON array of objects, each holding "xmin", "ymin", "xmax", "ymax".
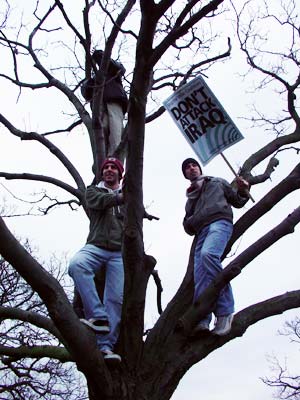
[
  {"xmin": 163, "ymin": 75, "xmax": 254, "ymax": 202},
  {"xmin": 219, "ymin": 152, "xmax": 254, "ymax": 202}
]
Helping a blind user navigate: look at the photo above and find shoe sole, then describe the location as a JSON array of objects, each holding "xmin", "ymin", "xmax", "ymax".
[
  {"xmin": 211, "ymin": 329, "xmax": 230, "ymax": 336},
  {"xmin": 193, "ymin": 327, "xmax": 210, "ymax": 335},
  {"xmin": 80, "ymin": 319, "xmax": 110, "ymax": 333},
  {"xmin": 188, "ymin": 324, "xmax": 211, "ymax": 338},
  {"xmin": 103, "ymin": 355, "xmax": 122, "ymax": 367}
]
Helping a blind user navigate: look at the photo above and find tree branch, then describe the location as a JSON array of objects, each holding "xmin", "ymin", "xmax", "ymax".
[
  {"xmin": 97, "ymin": 0, "xmax": 138, "ymax": 39},
  {"xmin": 151, "ymin": 0, "xmax": 224, "ymax": 67},
  {"xmin": 0, "ymin": 113, "xmax": 86, "ymax": 194},
  {"xmin": 160, "ymin": 289, "xmax": 300, "ymax": 400},
  {"xmin": 54, "ymin": 0, "xmax": 89, "ymax": 50},
  {"xmin": 227, "ymin": 162, "xmax": 300, "ymax": 255},
  {"xmin": 0, "ymin": 344, "xmax": 72, "ymax": 363},
  {"xmin": 240, "ymin": 127, "xmax": 300, "ymax": 176},
  {"xmin": 0, "ymin": 305, "xmax": 63, "ymax": 342},
  {"xmin": 41, "ymin": 119, "xmax": 82, "ymax": 136},
  {"xmin": 0, "ymin": 172, "xmax": 83, "ymax": 201}
]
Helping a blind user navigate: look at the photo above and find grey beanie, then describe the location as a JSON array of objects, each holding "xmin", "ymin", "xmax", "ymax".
[{"xmin": 181, "ymin": 158, "xmax": 202, "ymax": 178}]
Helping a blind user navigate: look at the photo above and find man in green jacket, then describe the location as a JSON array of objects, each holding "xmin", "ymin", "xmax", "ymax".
[{"xmin": 69, "ymin": 157, "xmax": 124, "ymax": 363}]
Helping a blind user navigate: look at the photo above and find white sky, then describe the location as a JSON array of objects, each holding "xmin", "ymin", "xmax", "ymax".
[{"xmin": 1, "ymin": 1, "xmax": 300, "ymax": 399}]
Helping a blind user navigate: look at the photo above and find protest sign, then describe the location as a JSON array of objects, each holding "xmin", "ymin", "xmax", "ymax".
[{"xmin": 163, "ymin": 76, "xmax": 244, "ymax": 165}]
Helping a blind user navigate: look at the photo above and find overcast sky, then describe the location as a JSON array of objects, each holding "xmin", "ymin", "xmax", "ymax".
[{"xmin": 1, "ymin": 1, "xmax": 300, "ymax": 399}]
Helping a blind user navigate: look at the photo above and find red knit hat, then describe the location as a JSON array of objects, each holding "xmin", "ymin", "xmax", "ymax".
[{"xmin": 100, "ymin": 157, "xmax": 124, "ymax": 179}]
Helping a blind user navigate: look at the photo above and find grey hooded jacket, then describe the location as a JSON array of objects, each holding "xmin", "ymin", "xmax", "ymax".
[{"xmin": 183, "ymin": 176, "xmax": 249, "ymax": 236}]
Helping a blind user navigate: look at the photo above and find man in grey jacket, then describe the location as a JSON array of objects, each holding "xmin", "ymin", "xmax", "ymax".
[{"xmin": 182, "ymin": 157, "xmax": 249, "ymax": 336}]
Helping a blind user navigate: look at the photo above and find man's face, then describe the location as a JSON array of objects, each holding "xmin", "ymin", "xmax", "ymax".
[
  {"xmin": 184, "ymin": 162, "xmax": 201, "ymax": 181},
  {"xmin": 102, "ymin": 163, "xmax": 120, "ymax": 186}
]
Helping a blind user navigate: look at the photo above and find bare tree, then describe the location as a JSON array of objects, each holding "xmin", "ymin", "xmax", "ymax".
[
  {"xmin": 0, "ymin": 0, "xmax": 300, "ymax": 399},
  {"xmin": 262, "ymin": 317, "xmax": 300, "ymax": 400},
  {"xmin": 0, "ymin": 246, "xmax": 87, "ymax": 399}
]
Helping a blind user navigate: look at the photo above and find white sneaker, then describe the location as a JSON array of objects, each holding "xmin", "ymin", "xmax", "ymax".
[
  {"xmin": 212, "ymin": 314, "xmax": 234, "ymax": 336},
  {"xmin": 80, "ymin": 318, "xmax": 110, "ymax": 333},
  {"xmin": 102, "ymin": 350, "xmax": 122, "ymax": 365}
]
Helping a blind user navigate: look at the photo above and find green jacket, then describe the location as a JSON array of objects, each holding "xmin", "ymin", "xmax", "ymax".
[{"xmin": 85, "ymin": 184, "xmax": 124, "ymax": 251}]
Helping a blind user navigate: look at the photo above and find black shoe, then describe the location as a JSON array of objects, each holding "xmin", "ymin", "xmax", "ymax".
[{"xmin": 80, "ymin": 318, "xmax": 110, "ymax": 333}]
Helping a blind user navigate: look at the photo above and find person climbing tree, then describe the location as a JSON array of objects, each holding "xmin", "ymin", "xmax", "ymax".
[
  {"xmin": 69, "ymin": 157, "xmax": 125, "ymax": 364},
  {"xmin": 81, "ymin": 50, "xmax": 128, "ymax": 156},
  {"xmin": 182, "ymin": 157, "xmax": 250, "ymax": 336}
]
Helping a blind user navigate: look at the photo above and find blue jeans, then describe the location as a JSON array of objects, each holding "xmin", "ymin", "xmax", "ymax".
[
  {"xmin": 193, "ymin": 219, "xmax": 234, "ymax": 323},
  {"xmin": 68, "ymin": 244, "xmax": 124, "ymax": 351}
]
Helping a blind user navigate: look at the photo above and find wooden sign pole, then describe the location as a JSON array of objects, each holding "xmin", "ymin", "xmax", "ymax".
[{"xmin": 220, "ymin": 152, "xmax": 255, "ymax": 203}]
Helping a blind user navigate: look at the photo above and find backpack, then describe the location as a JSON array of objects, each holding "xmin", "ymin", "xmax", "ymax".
[{"xmin": 81, "ymin": 77, "xmax": 95, "ymax": 102}]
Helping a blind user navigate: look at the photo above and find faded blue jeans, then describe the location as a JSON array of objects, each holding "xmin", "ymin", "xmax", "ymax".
[
  {"xmin": 68, "ymin": 244, "xmax": 124, "ymax": 352},
  {"xmin": 193, "ymin": 219, "xmax": 234, "ymax": 324}
]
